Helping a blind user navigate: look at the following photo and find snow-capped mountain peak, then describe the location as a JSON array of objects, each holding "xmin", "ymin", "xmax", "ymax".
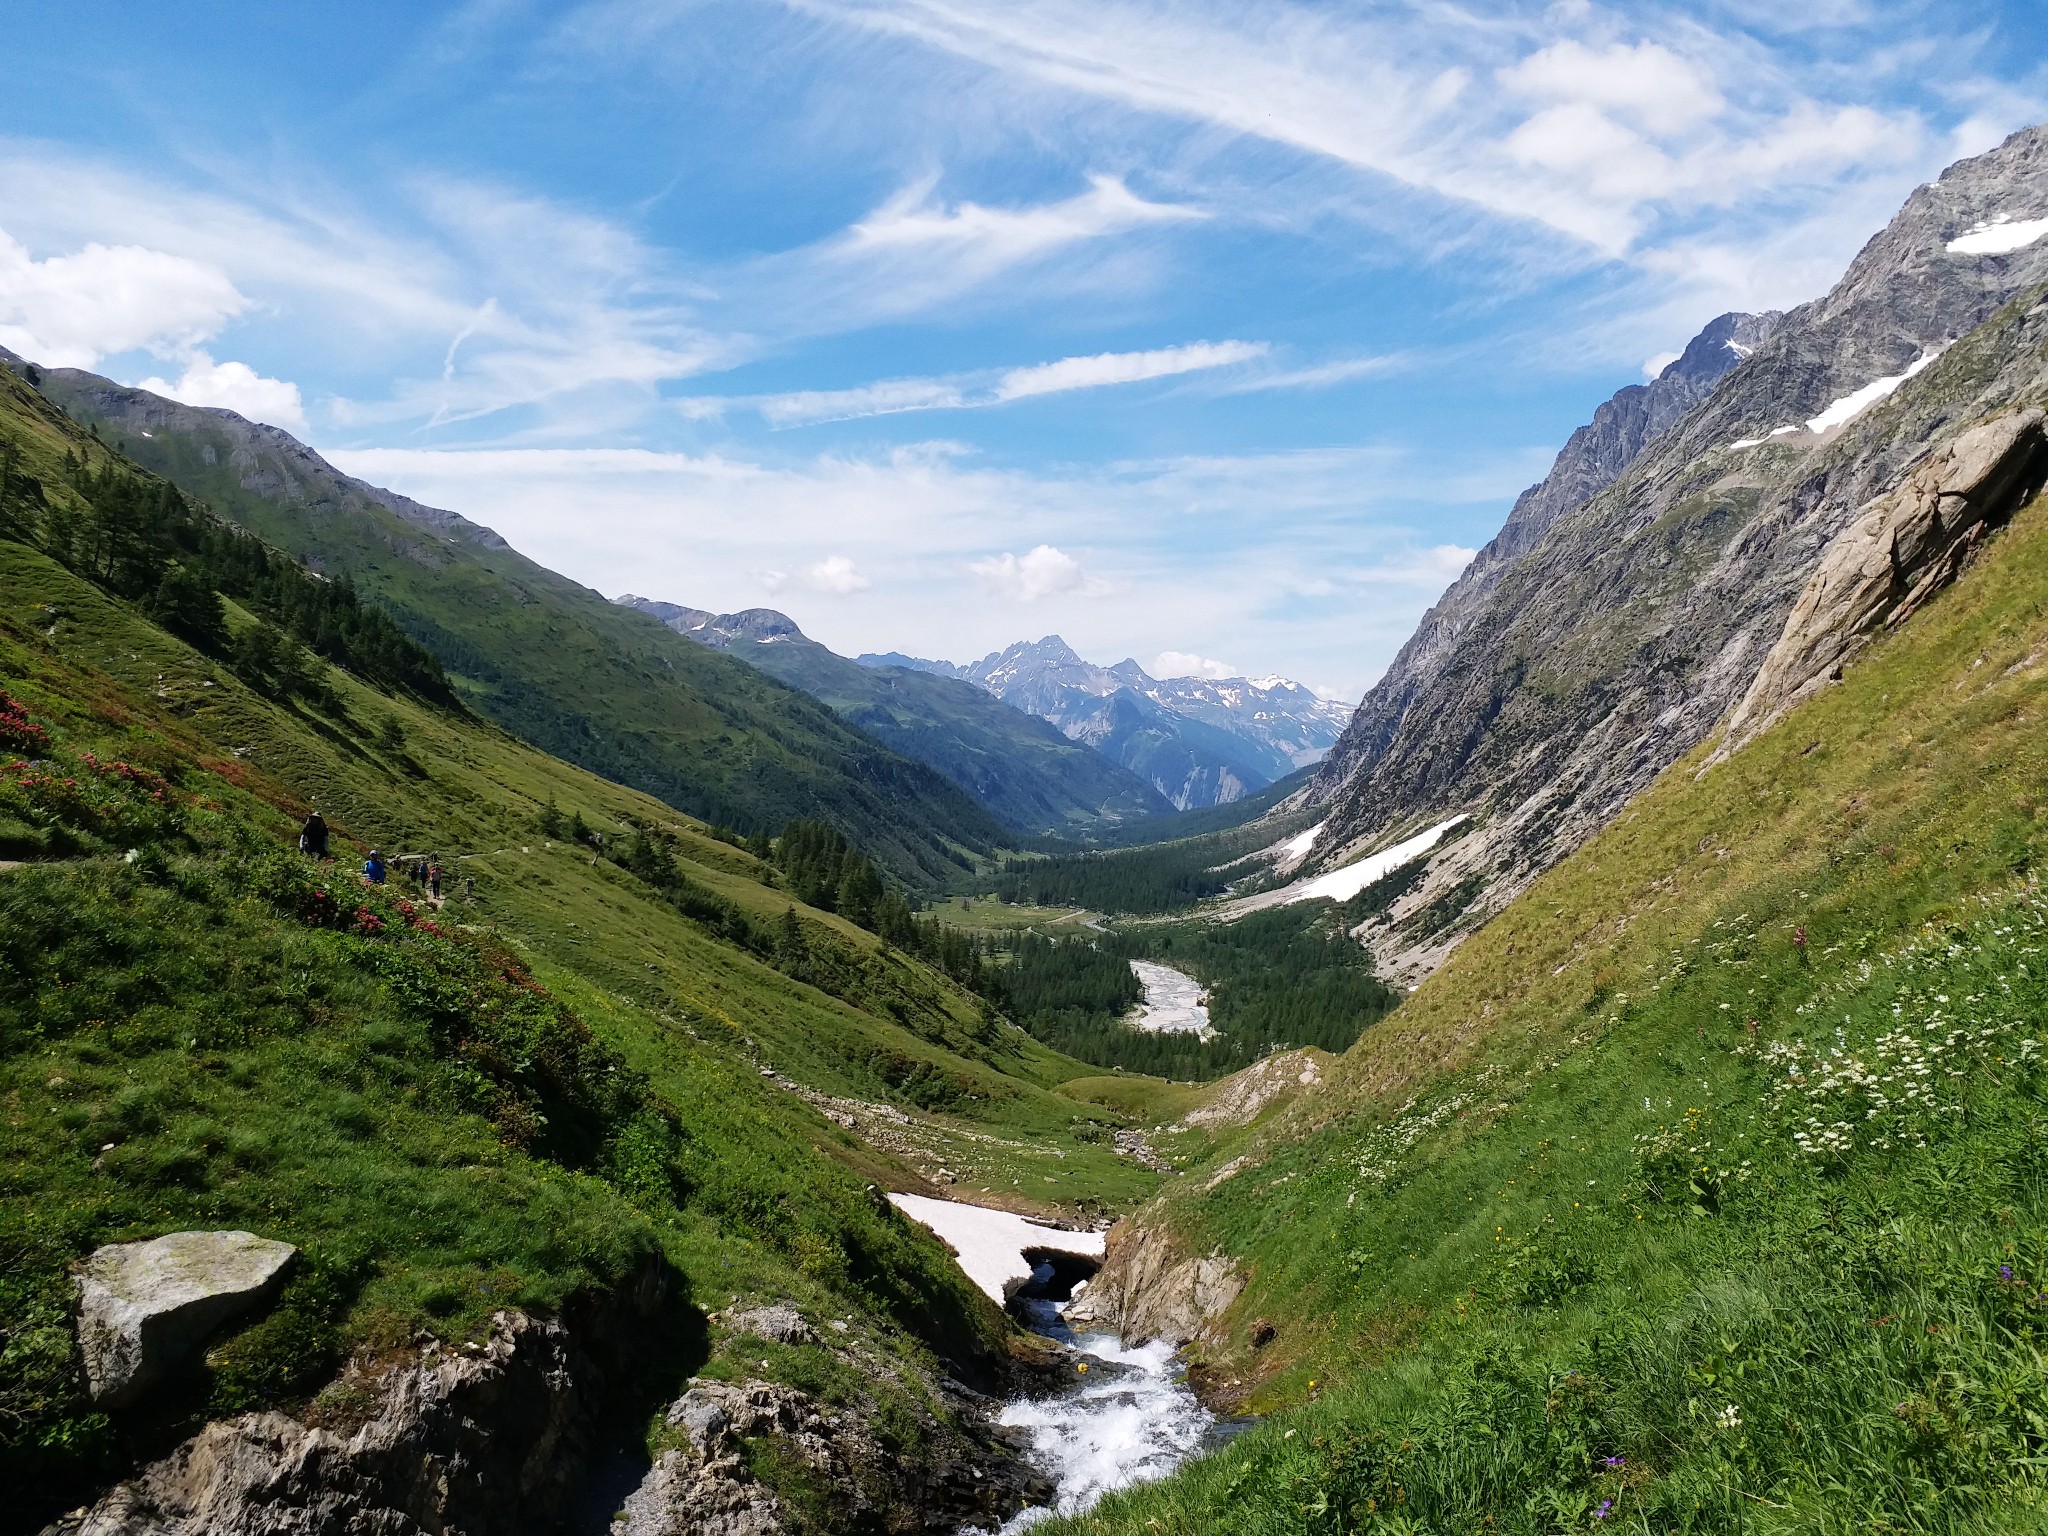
[{"xmin": 854, "ymin": 636, "xmax": 1354, "ymax": 809}]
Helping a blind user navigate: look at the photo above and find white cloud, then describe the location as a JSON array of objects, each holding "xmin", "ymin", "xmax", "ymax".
[
  {"xmin": 0, "ymin": 225, "xmax": 245, "ymax": 368},
  {"xmin": 701, "ymin": 339, "xmax": 1266, "ymax": 426},
  {"xmin": 323, "ymin": 441, "xmax": 1534, "ymax": 700},
  {"xmin": 991, "ymin": 340, "xmax": 1262, "ymax": 401},
  {"xmin": 1641, "ymin": 350, "xmax": 1681, "ymax": 379},
  {"xmin": 843, "ymin": 172, "xmax": 1198, "ymax": 263},
  {"xmin": 1153, "ymin": 650, "xmax": 1238, "ymax": 679},
  {"xmin": 1341, "ymin": 544, "xmax": 1479, "ymax": 587},
  {"xmin": 135, "ymin": 351, "xmax": 308, "ymax": 431},
  {"xmin": 970, "ymin": 544, "xmax": 1107, "ymax": 601},
  {"xmin": 1220, "ymin": 354, "xmax": 1404, "ymax": 394},
  {"xmin": 786, "ymin": 0, "xmax": 1936, "ymax": 257},
  {"xmin": 0, "ymin": 153, "xmax": 725, "ymax": 431},
  {"xmin": 803, "ymin": 554, "xmax": 872, "ymax": 592},
  {"xmin": 1498, "ymin": 41, "xmax": 1724, "ymax": 137}
]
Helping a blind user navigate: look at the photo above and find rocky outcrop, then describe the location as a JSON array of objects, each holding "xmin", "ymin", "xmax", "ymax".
[
  {"xmin": 54, "ymin": 1310, "xmax": 608, "ymax": 1536},
  {"xmin": 1297, "ymin": 123, "xmax": 2048, "ymax": 984},
  {"xmin": 1714, "ymin": 409, "xmax": 2048, "ymax": 755},
  {"xmin": 612, "ymin": 1377, "xmax": 1051, "ymax": 1536},
  {"xmin": 51, "ymin": 1257, "xmax": 674, "ymax": 1536},
  {"xmin": 1179, "ymin": 1049, "xmax": 1326, "ymax": 1131},
  {"xmin": 1062, "ymin": 1222, "xmax": 1243, "ymax": 1347},
  {"xmin": 722, "ymin": 1304, "xmax": 816, "ymax": 1348},
  {"xmin": 75, "ymin": 1232, "xmax": 297, "ymax": 1407}
]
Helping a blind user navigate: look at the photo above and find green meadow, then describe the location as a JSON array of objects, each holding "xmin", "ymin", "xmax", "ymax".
[{"xmin": 1047, "ymin": 488, "xmax": 2048, "ymax": 1531}]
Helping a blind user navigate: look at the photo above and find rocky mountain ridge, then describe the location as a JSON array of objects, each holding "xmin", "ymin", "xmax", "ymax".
[
  {"xmin": 1299, "ymin": 122, "xmax": 2048, "ymax": 985},
  {"xmin": 615, "ymin": 596, "xmax": 1173, "ymax": 836},
  {"xmin": 865, "ymin": 635, "xmax": 1349, "ymax": 811}
]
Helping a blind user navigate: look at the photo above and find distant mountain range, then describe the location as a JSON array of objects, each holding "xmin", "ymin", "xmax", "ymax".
[
  {"xmin": 613, "ymin": 599, "xmax": 1172, "ymax": 837},
  {"xmin": 861, "ymin": 635, "xmax": 1352, "ymax": 810}
]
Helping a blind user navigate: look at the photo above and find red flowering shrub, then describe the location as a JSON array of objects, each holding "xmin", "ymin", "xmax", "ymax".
[
  {"xmin": 0, "ymin": 689, "xmax": 48, "ymax": 755},
  {"xmin": 0, "ymin": 751, "xmax": 183, "ymax": 851}
]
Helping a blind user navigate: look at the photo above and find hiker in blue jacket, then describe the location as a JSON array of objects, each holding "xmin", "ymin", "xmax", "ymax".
[{"xmin": 363, "ymin": 849, "xmax": 387, "ymax": 885}]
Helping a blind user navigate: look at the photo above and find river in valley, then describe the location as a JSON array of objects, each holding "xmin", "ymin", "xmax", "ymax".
[{"xmin": 1125, "ymin": 960, "xmax": 1216, "ymax": 1039}]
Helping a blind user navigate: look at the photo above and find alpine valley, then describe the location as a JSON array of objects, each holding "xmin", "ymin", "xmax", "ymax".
[{"xmin": 8, "ymin": 63, "xmax": 2048, "ymax": 1536}]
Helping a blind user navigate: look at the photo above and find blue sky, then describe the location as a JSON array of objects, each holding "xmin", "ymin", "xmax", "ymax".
[{"xmin": 2, "ymin": 2, "xmax": 2044, "ymax": 697}]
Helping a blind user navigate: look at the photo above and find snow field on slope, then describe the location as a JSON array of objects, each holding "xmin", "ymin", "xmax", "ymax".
[{"xmin": 1286, "ymin": 815, "xmax": 1468, "ymax": 905}]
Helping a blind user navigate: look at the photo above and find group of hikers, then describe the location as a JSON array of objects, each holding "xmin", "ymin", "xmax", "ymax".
[{"xmin": 297, "ymin": 810, "xmax": 444, "ymax": 899}]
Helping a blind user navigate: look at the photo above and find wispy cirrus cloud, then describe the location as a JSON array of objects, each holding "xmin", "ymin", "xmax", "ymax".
[
  {"xmin": 683, "ymin": 339, "xmax": 1266, "ymax": 425},
  {"xmin": 774, "ymin": 0, "xmax": 1965, "ymax": 269}
]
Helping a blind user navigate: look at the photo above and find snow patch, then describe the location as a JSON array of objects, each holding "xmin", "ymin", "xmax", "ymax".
[
  {"xmin": 1804, "ymin": 349, "xmax": 1943, "ymax": 434},
  {"xmin": 1730, "ymin": 424, "xmax": 1804, "ymax": 449},
  {"xmin": 1281, "ymin": 821, "xmax": 1324, "ymax": 859},
  {"xmin": 1286, "ymin": 815, "xmax": 1468, "ymax": 905},
  {"xmin": 888, "ymin": 1193, "xmax": 1104, "ymax": 1304},
  {"xmin": 1947, "ymin": 217, "xmax": 2048, "ymax": 256}
]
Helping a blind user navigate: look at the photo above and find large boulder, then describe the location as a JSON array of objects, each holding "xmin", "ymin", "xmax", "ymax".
[
  {"xmin": 75, "ymin": 1231, "xmax": 297, "ymax": 1407},
  {"xmin": 1714, "ymin": 408, "xmax": 2048, "ymax": 758}
]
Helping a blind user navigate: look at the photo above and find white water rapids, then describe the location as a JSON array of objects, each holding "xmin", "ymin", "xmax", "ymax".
[{"xmin": 990, "ymin": 1285, "xmax": 1230, "ymax": 1532}]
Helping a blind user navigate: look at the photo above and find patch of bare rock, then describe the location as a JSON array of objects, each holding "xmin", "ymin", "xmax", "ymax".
[{"xmin": 74, "ymin": 1230, "xmax": 298, "ymax": 1408}]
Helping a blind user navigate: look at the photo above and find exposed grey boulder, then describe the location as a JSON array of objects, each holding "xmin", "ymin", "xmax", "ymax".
[
  {"xmin": 75, "ymin": 1231, "xmax": 297, "ymax": 1407},
  {"xmin": 725, "ymin": 1303, "xmax": 815, "ymax": 1347},
  {"xmin": 1714, "ymin": 409, "xmax": 2048, "ymax": 756},
  {"xmin": 621, "ymin": 1375, "xmax": 1054, "ymax": 1536}
]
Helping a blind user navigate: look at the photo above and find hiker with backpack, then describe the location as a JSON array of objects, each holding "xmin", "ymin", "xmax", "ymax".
[
  {"xmin": 363, "ymin": 849, "xmax": 386, "ymax": 885},
  {"xmin": 298, "ymin": 811, "xmax": 329, "ymax": 859}
]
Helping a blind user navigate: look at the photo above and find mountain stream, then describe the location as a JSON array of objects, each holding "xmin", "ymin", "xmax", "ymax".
[
  {"xmin": 989, "ymin": 1279, "xmax": 1237, "ymax": 1532},
  {"xmin": 890, "ymin": 1193, "xmax": 1235, "ymax": 1532}
]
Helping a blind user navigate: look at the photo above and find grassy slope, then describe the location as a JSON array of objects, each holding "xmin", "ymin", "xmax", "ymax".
[
  {"xmin": 1054, "ymin": 485, "xmax": 2048, "ymax": 1532},
  {"xmin": 718, "ymin": 631, "xmax": 1175, "ymax": 837},
  {"xmin": 0, "ymin": 513, "xmax": 1166, "ymax": 1525},
  {"xmin": 29, "ymin": 366, "xmax": 1006, "ymax": 886}
]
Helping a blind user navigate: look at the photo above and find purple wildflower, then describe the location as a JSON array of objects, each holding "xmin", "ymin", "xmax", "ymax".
[
  {"xmin": 1602, "ymin": 1455, "xmax": 1626, "ymax": 1469},
  {"xmin": 2000, "ymin": 1264, "xmax": 2015, "ymax": 1282},
  {"xmin": 1594, "ymin": 1499, "xmax": 1614, "ymax": 1521}
]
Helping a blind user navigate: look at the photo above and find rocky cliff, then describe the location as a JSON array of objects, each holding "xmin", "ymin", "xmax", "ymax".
[
  {"xmin": 1311, "ymin": 311, "xmax": 1780, "ymax": 800},
  {"xmin": 1299, "ymin": 123, "xmax": 2048, "ymax": 985}
]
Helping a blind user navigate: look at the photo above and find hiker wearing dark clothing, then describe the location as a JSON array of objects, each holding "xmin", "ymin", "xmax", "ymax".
[
  {"xmin": 427, "ymin": 857, "xmax": 441, "ymax": 900},
  {"xmin": 363, "ymin": 850, "xmax": 386, "ymax": 885},
  {"xmin": 298, "ymin": 812, "xmax": 330, "ymax": 859}
]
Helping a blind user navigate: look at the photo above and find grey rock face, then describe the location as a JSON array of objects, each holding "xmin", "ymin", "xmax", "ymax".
[
  {"xmin": 616, "ymin": 1377, "xmax": 1051, "ymax": 1536},
  {"xmin": 1061, "ymin": 1222, "xmax": 1243, "ymax": 1348},
  {"xmin": 1302, "ymin": 122, "xmax": 2048, "ymax": 984},
  {"xmin": 75, "ymin": 1231, "xmax": 296, "ymax": 1407},
  {"xmin": 56, "ymin": 1310, "xmax": 603, "ymax": 1536},
  {"xmin": 1311, "ymin": 312, "xmax": 1780, "ymax": 804},
  {"xmin": 1715, "ymin": 409, "xmax": 2048, "ymax": 756}
]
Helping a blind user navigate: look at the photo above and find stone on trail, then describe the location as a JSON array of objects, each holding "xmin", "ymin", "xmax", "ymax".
[{"xmin": 75, "ymin": 1230, "xmax": 297, "ymax": 1406}]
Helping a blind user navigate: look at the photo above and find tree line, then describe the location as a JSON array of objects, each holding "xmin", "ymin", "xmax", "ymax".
[{"xmin": 0, "ymin": 435, "xmax": 454, "ymax": 709}]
